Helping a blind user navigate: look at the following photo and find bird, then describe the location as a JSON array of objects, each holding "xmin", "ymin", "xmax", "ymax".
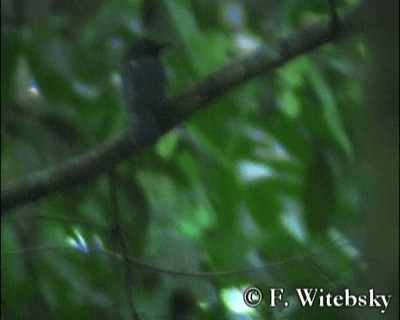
[{"xmin": 121, "ymin": 38, "xmax": 169, "ymax": 147}]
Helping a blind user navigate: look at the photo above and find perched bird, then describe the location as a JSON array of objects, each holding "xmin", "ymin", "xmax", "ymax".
[{"xmin": 121, "ymin": 38, "xmax": 169, "ymax": 147}]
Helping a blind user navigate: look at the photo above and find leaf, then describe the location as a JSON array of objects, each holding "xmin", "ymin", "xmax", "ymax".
[
  {"xmin": 306, "ymin": 61, "xmax": 353, "ymax": 160},
  {"xmin": 278, "ymin": 88, "xmax": 301, "ymax": 118},
  {"xmin": 304, "ymin": 148, "xmax": 335, "ymax": 235}
]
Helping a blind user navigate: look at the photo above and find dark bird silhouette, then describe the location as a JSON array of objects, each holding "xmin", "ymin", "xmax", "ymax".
[{"xmin": 121, "ymin": 39, "xmax": 169, "ymax": 147}]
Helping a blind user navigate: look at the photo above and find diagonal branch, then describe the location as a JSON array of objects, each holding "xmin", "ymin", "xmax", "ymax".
[{"xmin": 1, "ymin": 7, "xmax": 361, "ymax": 214}]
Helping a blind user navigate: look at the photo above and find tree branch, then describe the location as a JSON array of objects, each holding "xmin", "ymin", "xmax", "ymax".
[{"xmin": 1, "ymin": 7, "xmax": 361, "ymax": 214}]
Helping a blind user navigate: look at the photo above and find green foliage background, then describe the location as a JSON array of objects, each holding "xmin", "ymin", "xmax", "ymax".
[{"xmin": 2, "ymin": 0, "xmax": 396, "ymax": 319}]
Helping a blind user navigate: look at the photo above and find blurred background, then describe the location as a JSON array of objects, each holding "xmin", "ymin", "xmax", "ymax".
[{"xmin": 1, "ymin": 0, "xmax": 398, "ymax": 319}]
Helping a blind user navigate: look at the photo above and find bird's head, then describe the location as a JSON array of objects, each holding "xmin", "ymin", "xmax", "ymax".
[{"xmin": 126, "ymin": 38, "xmax": 170, "ymax": 60}]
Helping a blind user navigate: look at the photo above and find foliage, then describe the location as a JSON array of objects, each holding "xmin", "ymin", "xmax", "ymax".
[{"xmin": 1, "ymin": 0, "xmax": 375, "ymax": 319}]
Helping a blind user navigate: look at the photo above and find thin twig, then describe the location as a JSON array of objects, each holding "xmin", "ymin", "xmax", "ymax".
[
  {"xmin": 108, "ymin": 171, "xmax": 141, "ymax": 320},
  {"xmin": 1, "ymin": 238, "xmax": 354, "ymax": 279}
]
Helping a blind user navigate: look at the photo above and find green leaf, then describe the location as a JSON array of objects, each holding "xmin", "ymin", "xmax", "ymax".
[
  {"xmin": 278, "ymin": 88, "xmax": 301, "ymax": 118},
  {"xmin": 306, "ymin": 62, "xmax": 353, "ymax": 160},
  {"xmin": 304, "ymin": 148, "xmax": 335, "ymax": 235}
]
